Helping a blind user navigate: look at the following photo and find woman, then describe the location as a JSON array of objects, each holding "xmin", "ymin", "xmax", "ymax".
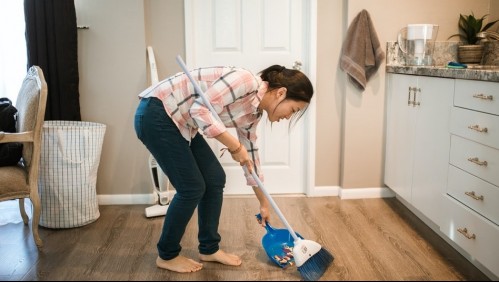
[{"xmin": 134, "ymin": 64, "xmax": 313, "ymax": 273}]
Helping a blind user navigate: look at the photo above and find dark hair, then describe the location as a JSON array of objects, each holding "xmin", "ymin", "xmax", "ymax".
[{"xmin": 259, "ymin": 65, "xmax": 314, "ymax": 127}]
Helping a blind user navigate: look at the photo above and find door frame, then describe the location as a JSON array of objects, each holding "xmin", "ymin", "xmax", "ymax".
[{"xmin": 184, "ymin": 0, "xmax": 318, "ymax": 196}]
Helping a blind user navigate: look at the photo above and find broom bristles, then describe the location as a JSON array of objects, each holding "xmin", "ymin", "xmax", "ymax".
[{"xmin": 297, "ymin": 247, "xmax": 334, "ymax": 281}]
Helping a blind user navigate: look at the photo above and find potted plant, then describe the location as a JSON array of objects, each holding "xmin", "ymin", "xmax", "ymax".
[{"xmin": 448, "ymin": 12, "xmax": 499, "ymax": 64}]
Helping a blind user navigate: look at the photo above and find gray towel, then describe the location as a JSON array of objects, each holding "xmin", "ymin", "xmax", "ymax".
[{"xmin": 340, "ymin": 9, "xmax": 385, "ymax": 91}]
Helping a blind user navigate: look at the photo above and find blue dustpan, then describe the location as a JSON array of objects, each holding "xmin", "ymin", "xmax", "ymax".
[{"xmin": 256, "ymin": 214, "xmax": 304, "ymax": 268}]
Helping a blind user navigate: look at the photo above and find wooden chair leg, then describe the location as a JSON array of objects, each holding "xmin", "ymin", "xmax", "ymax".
[
  {"xmin": 19, "ymin": 198, "xmax": 29, "ymax": 224},
  {"xmin": 30, "ymin": 195, "xmax": 43, "ymax": 248}
]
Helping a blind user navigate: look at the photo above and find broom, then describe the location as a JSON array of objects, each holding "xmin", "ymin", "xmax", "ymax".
[
  {"xmin": 175, "ymin": 55, "xmax": 334, "ymax": 281},
  {"xmin": 245, "ymin": 167, "xmax": 334, "ymax": 281}
]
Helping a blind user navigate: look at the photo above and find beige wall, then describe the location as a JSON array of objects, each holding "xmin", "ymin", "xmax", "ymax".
[
  {"xmin": 314, "ymin": 0, "xmax": 345, "ymax": 186},
  {"xmin": 316, "ymin": 0, "xmax": 490, "ymax": 188},
  {"xmin": 491, "ymin": 0, "xmax": 499, "ymax": 29},
  {"xmin": 144, "ymin": 0, "xmax": 185, "ymax": 80},
  {"xmin": 76, "ymin": 0, "xmax": 148, "ymax": 199},
  {"xmin": 76, "ymin": 0, "xmax": 495, "ymax": 199}
]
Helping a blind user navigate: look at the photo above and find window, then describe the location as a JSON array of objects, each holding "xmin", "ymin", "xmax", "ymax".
[{"xmin": 0, "ymin": 0, "xmax": 27, "ymax": 103}]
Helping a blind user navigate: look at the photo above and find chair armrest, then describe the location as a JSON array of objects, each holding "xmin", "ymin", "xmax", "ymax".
[{"xmin": 0, "ymin": 131, "xmax": 34, "ymax": 143}]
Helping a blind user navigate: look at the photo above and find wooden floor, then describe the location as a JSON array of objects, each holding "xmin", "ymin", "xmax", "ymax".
[{"xmin": 0, "ymin": 196, "xmax": 490, "ymax": 281}]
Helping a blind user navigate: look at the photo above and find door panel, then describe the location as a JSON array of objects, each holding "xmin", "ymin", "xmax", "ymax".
[{"xmin": 185, "ymin": 0, "xmax": 309, "ymax": 195}]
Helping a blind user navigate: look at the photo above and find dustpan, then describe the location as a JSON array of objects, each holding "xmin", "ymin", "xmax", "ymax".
[{"xmin": 256, "ymin": 214, "xmax": 304, "ymax": 268}]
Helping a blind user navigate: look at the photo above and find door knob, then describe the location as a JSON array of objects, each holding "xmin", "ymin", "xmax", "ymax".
[{"xmin": 292, "ymin": 61, "xmax": 302, "ymax": 70}]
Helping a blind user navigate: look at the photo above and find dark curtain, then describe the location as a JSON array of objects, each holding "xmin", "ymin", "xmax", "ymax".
[{"xmin": 24, "ymin": 0, "xmax": 81, "ymax": 121}]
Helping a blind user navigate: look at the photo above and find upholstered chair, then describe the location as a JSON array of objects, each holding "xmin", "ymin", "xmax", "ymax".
[{"xmin": 0, "ymin": 66, "xmax": 48, "ymax": 248}]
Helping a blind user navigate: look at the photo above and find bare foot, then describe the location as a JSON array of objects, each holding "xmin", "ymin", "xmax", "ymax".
[
  {"xmin": 199, "ymin": 250, "xmax": 242, "ymax": 266},
  {"xmin": 156, "ymin": 256, "xmax": 203, "ymax": 273}
]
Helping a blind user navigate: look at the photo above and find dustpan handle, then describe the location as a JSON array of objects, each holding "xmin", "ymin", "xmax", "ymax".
[
  {"xmin": 176, "ymin": 55, "xmax": 300, "ymax": 242},
  {"xmin": 256, "ymin": 213, "xmax": 276, "ymax": 233},
  {"xmin": 244, "ymin": 166, "xmax": 300, "ymax": 241}
]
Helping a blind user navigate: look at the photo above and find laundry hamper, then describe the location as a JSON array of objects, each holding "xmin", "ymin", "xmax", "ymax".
[{"xmin": 38, "ymin": 121, "xmax": 106, "ymax": 228}]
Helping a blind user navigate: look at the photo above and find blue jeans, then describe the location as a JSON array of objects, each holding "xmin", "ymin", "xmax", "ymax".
[{"xmin": 134, "ymin": 97, "xmax": 226, "ymax": 260}]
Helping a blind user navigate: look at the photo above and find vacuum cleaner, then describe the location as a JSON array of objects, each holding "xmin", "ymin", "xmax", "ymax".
[
  {"xmin": 145, "ymin": 154, "xmax": 176, "ymax": 217},
  {"xmin": 144, "ymin": 46, "xmax": 176, "ymax": 218}
]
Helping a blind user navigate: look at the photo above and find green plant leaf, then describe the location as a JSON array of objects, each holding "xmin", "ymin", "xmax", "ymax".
[
  {"xmin": 483, "ymin": 19, "xmax": 499, "ymax": 31},
  {"xmin": 452, "ymin": 12, "xmax": 499, "ymax": 44}
]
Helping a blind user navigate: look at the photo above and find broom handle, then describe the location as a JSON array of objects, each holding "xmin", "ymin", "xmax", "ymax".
[
  {"xmin": 175, "ymin": 55, "xmax": 223, "ymax": 123},
  {"xmin": 242, "ymin": 166, "xmax": 300, "ymax": 241},
  {"xmin": 175, "ymin": 55, "xmax": 300, "ymax": 242}
]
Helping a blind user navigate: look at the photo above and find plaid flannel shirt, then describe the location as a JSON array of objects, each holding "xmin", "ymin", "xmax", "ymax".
[{"xmin": 139, "ymin": 66, "xmax": 266, "ymax": 186}]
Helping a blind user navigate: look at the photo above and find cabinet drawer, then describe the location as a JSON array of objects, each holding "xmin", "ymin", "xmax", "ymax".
[
  {"xmin": 447, "ymin": 165, "xmax": 499, "ymax": 225},
  {"xmin": 450, "ymin": 106, "xmax": 499, "ymax": 149},
  {"xmin": 454, "ymin": 80, "xmax": 499, "ymax": 116},
  {"xmin": 441, "ymin": 195, "xmax": 499, "ymax": 277},
  {"xmin": 450, "ymin": 135, "xmax": 499, "ymax": 187}
]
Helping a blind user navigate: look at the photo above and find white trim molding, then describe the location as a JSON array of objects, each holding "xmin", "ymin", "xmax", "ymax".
[
  {"xmin": 339, "ymin": 187, "xmax": 395, "ymax": 199},
  {"xmin": 98, "ymin": 194, "xmax": 154, "ymax": 205},
  {"xmin": 98, "ymin": 186, "xmax": 395, "ymax": 205}
]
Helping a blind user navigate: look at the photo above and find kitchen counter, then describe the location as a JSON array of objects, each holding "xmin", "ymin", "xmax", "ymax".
[{"xmin": 386, "ymin": 65, "xmax": 499, "ymax": 82}]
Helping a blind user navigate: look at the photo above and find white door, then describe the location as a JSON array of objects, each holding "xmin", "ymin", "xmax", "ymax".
[{"xmin": 185, "ymin": 0, "xmax": 312, "ymax": 195}]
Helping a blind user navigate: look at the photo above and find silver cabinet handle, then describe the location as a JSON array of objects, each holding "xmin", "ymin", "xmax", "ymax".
[
  {"xmin": 468, "ymin": 124, "xmax": 488, "ymax": 133},
  {"xmin": 457, "ymin": 227, "xmax": 476, "ymax": 239},
  {"xmin": 408, "ymin": 87, "xmax": 420, "ymax": 107},
  {"xmin": 465, "ymin": 191, "xmax": 484, "ymax": 201},
  {"xmin": 408, "ymin": 87, "xmax": 412, "ymax": 106},
  {"xmin": 473, "ymin": 93, "xmax": 494, "ymax": 101},
  {"xmin": 467, "ymin": 157, "xmax": 488, "ymax": 166},
  {"xmin": 413, "ymin": 87, "xmax": 421, "ymax": 106}
]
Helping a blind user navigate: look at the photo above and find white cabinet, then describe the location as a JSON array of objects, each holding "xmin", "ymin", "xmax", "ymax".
[
  {"xmin": 385, "ymin": 73, "xmax": 453, "ymax": 226},
  {"xmin": 441, "ymin": 79, "xmax": 499, "ymax": 278},
  {"xmin": 386, "ymin": 72, "xmax": 499, "ymax": 279},
  {"xmin": 385, "ymin": 74, "xmax": 416, "ymax": 201}
]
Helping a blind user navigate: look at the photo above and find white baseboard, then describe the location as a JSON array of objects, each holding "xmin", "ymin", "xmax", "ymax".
[
  {"xmin": 98, "ymin": 194, "xmax": 154, "ymax": 205},
  {"xmin": 306, "ymin": 186, "xmax": 340, "ymax": 197},
  {"xmin": 97, "ymin": 186, "xmax": 395, "ymax": 205},
  {"xmin": 339, "ymin": 187, "xmax": 395, "ymax": 199},
  {"xmin": 307, "ymin": 186, "xmax": 395, "ymax": 199}
]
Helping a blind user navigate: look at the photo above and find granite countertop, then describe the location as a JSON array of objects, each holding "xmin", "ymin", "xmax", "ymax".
[
  {"xmin": 385, "ymin": 41, "xmax": 499, "ymax": 82},
  {"xmin": 386, "ymin": 65, "xmax": 499, "ymax": 83}
]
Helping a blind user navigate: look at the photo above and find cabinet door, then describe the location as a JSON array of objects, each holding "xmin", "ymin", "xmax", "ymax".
[
  {"xmin": 385, "ymin": 74, "xmax": 417, "ymax": 201},
  {"xmin": 411, "ymin": 76, "xmax": 453, "ymax": 226}
]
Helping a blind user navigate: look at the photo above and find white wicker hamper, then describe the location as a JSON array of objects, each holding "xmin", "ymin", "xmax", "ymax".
[{"xmin": 38, "ymin": 121, "xmax": 106, "ymax": 228}]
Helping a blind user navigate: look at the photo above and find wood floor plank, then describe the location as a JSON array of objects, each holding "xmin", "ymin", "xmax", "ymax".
[{"xmin": 0, "ymin": 197, "xmax": 491, "ymax": 281}]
